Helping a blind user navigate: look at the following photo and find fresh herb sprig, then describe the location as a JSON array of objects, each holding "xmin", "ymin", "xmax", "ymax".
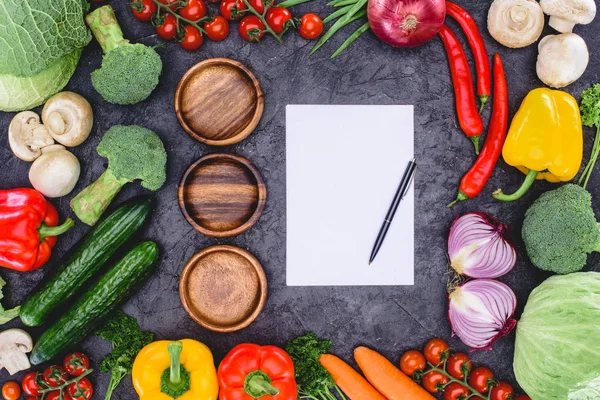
[{"xmin": 579, "ymin": 83, "xmax": 600, "ymax": 189}]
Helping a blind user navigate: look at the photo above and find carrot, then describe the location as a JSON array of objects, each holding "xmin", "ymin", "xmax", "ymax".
[
  {"xmin": 354, "ymin": 346, "xmax": 436, "ymax": 400},
  {"xmin": 319, "ymin": 354, "xmax": 387, "ymax": 400}
]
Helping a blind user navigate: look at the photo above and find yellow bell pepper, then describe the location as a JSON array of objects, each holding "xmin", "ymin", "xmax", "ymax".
[
  {"xmin": 493, "ymin": 88, "xmax": 583, "ymax": 202},
  {"xmin": 132, "ymin": 339, "xmax": 219, "ymax": 400}
]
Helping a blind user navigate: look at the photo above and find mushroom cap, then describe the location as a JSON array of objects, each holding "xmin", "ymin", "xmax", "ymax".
[
  {"xmin": 540, "ymin": 0, "xmax": 596, "ymax": 32},
  {"xmin": 42, "ymin": 91, "xmax": 93, "ymax": 147},
  {"xmin": 0, "ymin": 329, "xmax": 33, "ymax": 352},
  {"xmin": 536, "ymin": 33, "xmax": 589, "ymax": 88},
  {"xmin": 488, "ymin": 0, "xmax": 545, "ymax": 48},
  {"xmin": 8, "ymin": 112, "xmax": 55, "ymax": 162},
  {"xmin": 29, "ymin": 145, "xmax": 81, "ymax": 198}
]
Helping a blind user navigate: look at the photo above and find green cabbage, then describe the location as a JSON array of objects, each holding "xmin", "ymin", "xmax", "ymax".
[
  {"xmin": 514, "ymin": 272, "xmax": 600, "ymax": 400},
  {"xmin": 0, "ymin": 49, "xmax": 82, "ymax": 112}
]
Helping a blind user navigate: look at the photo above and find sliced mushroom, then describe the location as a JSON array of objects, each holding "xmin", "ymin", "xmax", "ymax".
[
  {"xmin": 29, "ymin": 145, "xmax": 81, "ymax": 198},
  {"xmin": 42, "ymin": 91, "xmax": 93, "ymax": 147},
  {"xmin": 8, "ymin": 112, "xmax": 55, "ymax": 161},
  {"xmin": 488, "ymin": 0, "xmax": 545, "ymax": 48},
  {"xmin": 537, "ymin": 33, "xmax": 589, "ymax": 88},
  {"xmin": 0, "ymin": 329, "xmax": 33, "ymax": 375},
  {"xmin": 540, "ymin": 0, "xmax": 596, "ymax": 33}
]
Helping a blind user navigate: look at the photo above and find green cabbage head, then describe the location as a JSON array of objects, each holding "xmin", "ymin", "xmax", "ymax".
[{"xmin": 514, "ymin": 272, "xmax": 600, "ymax": 400}]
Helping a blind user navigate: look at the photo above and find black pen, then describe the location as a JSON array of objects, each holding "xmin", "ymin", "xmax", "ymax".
[{"xmin": 369, "ymin": 158, "xmax": 416, "ymax": 265}]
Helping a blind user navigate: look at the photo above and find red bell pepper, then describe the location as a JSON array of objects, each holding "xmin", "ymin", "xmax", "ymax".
[
  {"xmin": 218, "ymin": 344, "xmax": 298, "ymax": 400},
  {"xmin": 0, "ymin": 188, "xmax": 74, "ymax": 272}
]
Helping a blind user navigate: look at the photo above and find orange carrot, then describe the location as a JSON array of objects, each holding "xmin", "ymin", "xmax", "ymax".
[
  {"xmin": 319, "ymin": 354, "xmax": 387, "ymax": 400},
  {"xmin": 354, "ymin": 346, "xmax": 436, "ymax": 400}
]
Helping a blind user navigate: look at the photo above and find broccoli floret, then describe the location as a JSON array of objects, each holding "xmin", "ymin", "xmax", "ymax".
[
  {"xmin": 71, "ymin": 125, "xmax": 167, "ymax": 225},
  {"xmin": 86, "ymin": 6, "xmax": 162, "ymax": 105},
  {"xmin": 522, "ymin": 184, "xmax": 600, "ymax": 274}
]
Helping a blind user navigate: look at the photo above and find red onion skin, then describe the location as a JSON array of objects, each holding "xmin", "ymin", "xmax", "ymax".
[{"xmin": 367, "ymin": 0, "xmax": 446, "ymax": 48}]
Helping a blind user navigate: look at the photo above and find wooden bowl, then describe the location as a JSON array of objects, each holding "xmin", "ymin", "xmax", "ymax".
[
  {"xmin": 178, "ymin": 153, "xmax": 267, "ymax": 237},
  {"xmin": 175, "ymin": 58, "xmax": 264, "ymax": 146},
  {"xmin": 180, "ymin": 245, "xmax": 267, "ymax": 332}
]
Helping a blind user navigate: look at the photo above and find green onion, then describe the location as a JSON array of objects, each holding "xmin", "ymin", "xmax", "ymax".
[
  {"xmin": 331, "ymin": 21, "xmax": 370, "ymax": 58},
  {"xmin": 310, "ymin": 0, "xmax": 368, "ymax": 55},
  {"xmin": 323, "ymin": 5, "xmax": 353, "ymax": 23}
]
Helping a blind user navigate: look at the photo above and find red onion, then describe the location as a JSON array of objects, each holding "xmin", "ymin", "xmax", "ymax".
[
  {"xmin": 367, "ymin": 0, "xmax": 446, "ymax": 48},
  {"xmin": 448, "ymin": 212, "xmax": 516, "ymax": 278},
  {"xmin": 448, "ymin": 279, "xmax": 517, "ymax": 350}
]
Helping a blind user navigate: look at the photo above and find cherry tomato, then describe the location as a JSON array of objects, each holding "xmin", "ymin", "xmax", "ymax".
[
  {"xmin": 265, "ymin": 7, "xmax": 292, "ymax": 34},
  {"xmin": 67, "ymin": 378, "xmax": 93, "ymax": 400},
  {"xmin": 423, "ymin": 338, "xmax": 450, "ymax": 366},
  {"xmin": 469, "ymin": 366, "xmax": 494, "ymax": 393},
  {"xmin": 26, "ymin": 398, "xmax": 38, "ymax": 400},
  {"xmin": 220, "ymin": 0, "xmax": 246, "ymax": 20},
  {"xmin": 156, "ymin": 14, "xmax": 178, "ymax": 40},
  {"xmin": 2, "ymin": 382, "xmax": 20, "ymax": 400},
  {"xmin": 444, "ymin": 382, "xmax": 470, "ymax": 400},
  {"xmin": 43, "ymin": 365, "xmax": 69, "ymax": 387},
  {"xmin": 158, "ymin": 0, "xmax": 180, "ymax": 11},
  {"xmin": 21, "ymin": 372, "xmax": 41, "ymax": 397},
  {"xmin": 490, "ymin": 382, "xmax": 514, "ymax": 400},
  {"xmin": 64, "ymin": 352, "xmax": 90, "ymax": 377},
  {"xmin": 204, "ymin": 16, "xmax": 230, "ymax": 41},
  {"xmin": 446, "ymin": 353, "xmax": 471, "ymax": 379},
  {"xmin": 248, "ymin": 0, "xmax": 265, "ymax": 14},
  {"xmin": 45, "ymin": 391, "xmax": 72, "ymax": 400},
  {"xmin": 298, "ymin": 13, "xmax": 323, "ymax": 39},
  {"xmin": 130, "ymin": 0, "xmax": 157, "ymax": 22},
  {"xmin": 399, "ymin": 350, "xmax": 426, "ymax": 376},
  {"xmin": 180, "ymin": 0, "xmax": 207, "ymax": 21},
  {"xmin": 422, "ymin": 370, "xmax": 449, "ymax": 393},
  {"xmin": 239, "ymin": 15, "xmax": 265, "ymax": 42},
  {"xmin": 180, "ymin": 25, "xmax": 203, "ymax": 50},
  {"xmin": 513, "ymin": 396, "xmax": 531, "ymax": 400}
]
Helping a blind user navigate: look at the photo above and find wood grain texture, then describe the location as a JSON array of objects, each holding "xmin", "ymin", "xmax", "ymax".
[
  {"xmin": 179, "ymin": 245, "xmax": 267, "ymax": 332},
  {"xmin": 174, "ymin": 58, "xmax": 264, "ymax": 146},
  {"xmin": 178, "ymin": 153, "xmax": 267, "ymax": 237}
]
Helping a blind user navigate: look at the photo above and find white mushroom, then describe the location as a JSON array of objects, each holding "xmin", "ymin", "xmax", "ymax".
[
  {"xmin": 540, "ymin": 0, "xmax": 596, "ymax": 33},
  {"xmin": 8, "ymin": 111, "xmax": 55, "ymax": 161},
  {"xmin": 42, "ymin": 91, "xmax": 93, "ymax": 147},
  {"xmin": 537, "ymin": 33, "xmax": 589, "ymax": 88},
  {"xmin": 29, "ymin": 145, "xmax": 81, "ymax": 198},
  {"xmin": 488, "ymin": 0, "xmax": 545, "ymax": 48},
  {"xmin": 0, "ymin": 329, "xmax": 33, "ymax": 375}
]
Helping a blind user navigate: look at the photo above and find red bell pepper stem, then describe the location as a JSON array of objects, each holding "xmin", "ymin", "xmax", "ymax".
[
  {"xmin": 38, "ymin": 219, "xmax": 75, "ymax": 241},
  {"xmin": 245, "ymin": 371, "xmax": 280, "ymax": 397}
]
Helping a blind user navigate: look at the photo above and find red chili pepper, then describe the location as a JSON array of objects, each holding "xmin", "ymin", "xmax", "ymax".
[
  {"xmin": 446, "ymin": 1, "xmax": 491, "ymax": 112},
  {"xmin": 0, "ymin": 188, "xmax": 74, "ymax": 272},
  {"xmin": 439, "ymin": 24, "xmax": 484, "ymax": 154},
  {"xmin": 449, "ymin": 54, "xmax": 508, "ymax": 206},
  {"xmin": 218, "ymin": 343, "xmax": 297, "ymax": 400}
]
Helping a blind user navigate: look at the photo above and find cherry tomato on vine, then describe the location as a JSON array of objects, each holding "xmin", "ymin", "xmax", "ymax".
[
  {"xmin": 446, "ymin": 353, "xmax": 471, "ymax": 379},
  {"xmin": 422, "ymin": 370, "xmax": 449, "ymax": 393},
  {"xmin": 2, "ymin": 382, "xmax": 20, "ymax": 400},
  {"xmin": 158, "ymin": 0, "xmax": 180, "ymax": 11},
  {"xmin": 157, "ymin": 14, "xmax": 178, "ymax": 40},
  {"xmin": 443, "ymin": 382, "xmax": 470, "ymax": 400},
  {"xmin": 130, "ymin": 0, "xmax": 158, "ymax": 22},
  {"xmin": 21, "ymin": 372, "xmax": 41, "ymax": 397},
  {"xmin": 180, "ymin": 25, "xmax": 203, "ymax": 50},
  {"xmin": 248, "ymin": 0, "xmax": 265, "ymax": 14},
  {"xmin": 220, "ymin": 0, "xmax": 246, "ymax": 20},
  {"xmin": 399, "ymin": 350, "xmax": 426, "ymax": 376},
  {"xmin": 46, "ymin": 391, "xmax": 72, "ymax": 400},
  {"xmin": 26, "ymin": 398, "xmax": 38, "ymax": 400},
  {"xmin": 513, "ymin": 396, "xmax": 531, "ymax": 400},
  {"xmin": 490, "ymin": 382, "xmax": 514, "ymax": 400},
  {"xmin": 64, "ymin": 352, "xmax": 90, "ymax": 377},
  {"xmin": 67, "ymin": 378, "xmax": 93, "ymax": 400},
  {"xmin": 43, "ymin": 365, "xmax": 69, "ymax": 387},
  {"xmin": 298, "ymin": 13, "xmax": 323, "ymax": 39},
  {"xmin": 423, "ymin": 338, "xmax": 449, "ymax": 365},
  {"xmin": 180, "ymin": 0, "xmax": 207, "ymax": 21},
  {"xmin": 469, "ymin": 366, "xmax": 494, "ymax": 393},
  {"xmin": 239, "ymin": 15, "xmax": 265, "ymax": 42},
  {"xmin": 265, "ymin": 7, "xmax": 292, "ymax": 34},
  {"xmin": 204, "ymin": 16, "xmax": 230, "ymax": 41}
]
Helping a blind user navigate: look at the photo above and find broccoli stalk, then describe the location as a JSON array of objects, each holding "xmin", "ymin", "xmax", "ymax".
[
  {"xmin": 86, "ymin": 6, "xmax": 162, "ymax": 105},
  {"xmin": 70, "ymin": 125, "xmax": 167, "ymax": 226}
]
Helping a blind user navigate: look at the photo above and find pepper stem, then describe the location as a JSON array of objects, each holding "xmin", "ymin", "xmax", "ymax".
[
  {"xmin": 244, "ymin": 370, "xmax": 280, "ymax": 398},
  {"xmin": 492, "ymin": 170, "xmax": 539, "ymax": 202},
  {"xmin": 447, "ymin": 191, "xmax": 469, "ymax": 208},
  {"xmin": 169, "ymin": 342, "xmax": 183, "ymax": 387},
  {"xmin": 38, "ymin": 218, "xmax": 75, "ymax": 241},
  {"xmin": 470, "ymin": 136, "xmax": 480, "ymax": 155}
]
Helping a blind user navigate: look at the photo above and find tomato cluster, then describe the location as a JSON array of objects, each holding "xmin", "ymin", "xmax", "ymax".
[
  {"xmin": 130, "ymin": 0, "xmax": 323, "ymax": 50},
  {"xmin": 400, "ymin": 339, "xmax": 531, "ymax": 400}
]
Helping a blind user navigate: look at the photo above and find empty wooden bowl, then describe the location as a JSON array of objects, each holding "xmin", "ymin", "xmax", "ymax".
[
  {"xmin": 178, "ymin": 153, "xmax": 267, "ymax": 237},
  {"xmin": 175, "ymin": 58, "xmax": 264, "ymax": 146},
  {"xmin": 180, "ymin": 245, "xmax": 267, "ymax": 332}
]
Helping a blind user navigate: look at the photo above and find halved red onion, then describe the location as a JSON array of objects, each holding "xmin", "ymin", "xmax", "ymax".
[
  {"xmin": 448, "ymin": 212, "xmax": 516, "ymax": 278},
  {"xmin": 448, "ymin": 279, "xmax": 517, "ymax": 350}
]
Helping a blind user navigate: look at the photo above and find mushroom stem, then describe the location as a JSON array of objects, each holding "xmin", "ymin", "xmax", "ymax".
[{"xmin": 548, "ymin": 16, "xmax": 576, "ymax": 33}]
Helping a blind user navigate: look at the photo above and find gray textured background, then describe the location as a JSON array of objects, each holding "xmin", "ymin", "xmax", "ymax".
[{"xmin": 1, "ymin": 0, "xmax": 600, "ymax": 398}]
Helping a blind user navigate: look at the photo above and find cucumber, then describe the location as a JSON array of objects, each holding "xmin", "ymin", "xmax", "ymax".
[
  {"xmin": 20, "ymin": 197, "xmax": 151, "ymax": 327},
  {"xmin": 30, "ymin": 241, "xmax": 159, "ymax": 365}
]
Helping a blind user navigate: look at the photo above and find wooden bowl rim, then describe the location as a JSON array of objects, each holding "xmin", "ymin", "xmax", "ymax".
[
  {"xmin": 174, "ymin": 58, "xmax": 264, "ymax": 146},
  {"xmin": 178, "ymin": 152, "xmax": 267, "ymax": 238},
  {"xmin": 179, "ymin": 244, "xmax": 267, "ymax": 333}
]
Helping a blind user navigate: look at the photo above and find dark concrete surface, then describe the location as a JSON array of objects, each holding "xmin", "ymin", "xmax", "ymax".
[{"xmin": 1, "ymin": 0, "xmax": 600, "ymax": 398}]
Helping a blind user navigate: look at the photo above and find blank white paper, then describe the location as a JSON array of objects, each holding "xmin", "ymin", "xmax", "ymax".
[{"xmin": 286, "ymin": 105, "xmax": 414, "ymax": 286}]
